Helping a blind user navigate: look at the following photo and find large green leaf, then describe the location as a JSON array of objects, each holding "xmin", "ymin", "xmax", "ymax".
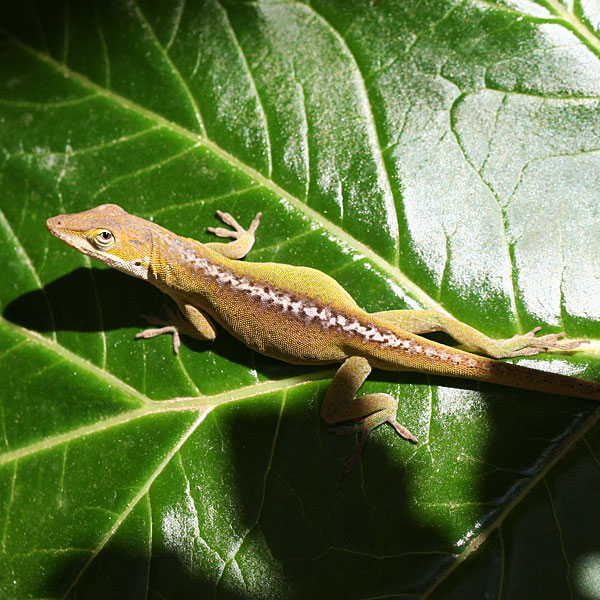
[{"xmin": 1, "ymin": 0, "xmax": 599, "ymax": 597}]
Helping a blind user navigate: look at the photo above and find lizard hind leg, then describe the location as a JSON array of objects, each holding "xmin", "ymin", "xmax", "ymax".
[
  {"xmin": 373, "ymin": 309, "xmax": 589, "ymax": 358},
  {"xmin": 321, "ymin": 356, "xmax": 417, "ymax": 479}
]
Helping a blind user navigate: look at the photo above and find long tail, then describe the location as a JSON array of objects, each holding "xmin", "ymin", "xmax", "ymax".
[
  {"xmin": 359, "ymin": 324, "xmax": 600, "ymax": 400},
  {"xmin": 466, "ymin": 356, "xmax": 600, "ymax": 401}
]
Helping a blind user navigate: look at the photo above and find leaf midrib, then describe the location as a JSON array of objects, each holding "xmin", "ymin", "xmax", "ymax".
[{"xmin": 0, "ymin": 316, "xmax": 335, "ymax": 466}]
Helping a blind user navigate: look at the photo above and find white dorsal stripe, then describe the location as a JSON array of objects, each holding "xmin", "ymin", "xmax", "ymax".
[{"xmin": 183, "ymin": 254, "xmax": 477, "ymax": 365}]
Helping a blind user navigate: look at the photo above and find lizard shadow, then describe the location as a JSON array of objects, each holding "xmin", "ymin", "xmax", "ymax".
[
  {"xmin": 4, "ymin": 267, "xmax": 306, "ymax": 375},
  {"xmin": 4, "ymin": 267, "xmax": 169, "ymax": 335},
  {"xmin": 225, "ymin": 387, "xmax": 458, "ymax": 597}
]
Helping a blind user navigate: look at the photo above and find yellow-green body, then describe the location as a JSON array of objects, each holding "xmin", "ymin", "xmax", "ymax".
[{"xmin": 47, "ymin": 204, "xmax": 600, "ymax": 476}]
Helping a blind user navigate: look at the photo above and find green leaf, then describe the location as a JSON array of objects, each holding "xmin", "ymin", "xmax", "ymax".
[{"xmin": 1, "ymin": 0, "xmax": 599, "ymax": 597}]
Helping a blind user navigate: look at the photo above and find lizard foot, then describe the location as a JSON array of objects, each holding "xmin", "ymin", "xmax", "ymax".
[
  {"xmin": 207, "ymin": 210, "xmax": 262, "ymax": 240},
  {"xmin": 388, "ymin": 419, "xmax": 418, "ymax": 443},
  {"xmin": 329, "ymin": 420, "xmax": 417, "ymax": 443},
  {"xmin": 135, "ymin": 307, "xmax": 184, "ymax": 354},
  {"xmin": 496, "ymin": 327, "xmax": 590, "ymax": 358},
  {"xmin": 335, "ymin": 420, "xmax": 417, "ymax": 482},
  {"xmin": 330, "ymin": 409, "xmax": 417, "ymax": 481}
]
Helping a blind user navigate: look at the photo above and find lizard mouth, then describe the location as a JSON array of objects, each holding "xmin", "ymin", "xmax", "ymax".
[
  {"xmin": 46, "ymin": 215, "xmax": 75, "ymax": 245},
  {"xmin": 46, "ymin": 216, "xmax": 91, "ymax": 256}
]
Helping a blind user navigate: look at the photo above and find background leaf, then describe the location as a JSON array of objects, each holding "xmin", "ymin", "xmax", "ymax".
[{"xmin": 1, "ymin": 0, "xmax": 600, "ymax": 598}]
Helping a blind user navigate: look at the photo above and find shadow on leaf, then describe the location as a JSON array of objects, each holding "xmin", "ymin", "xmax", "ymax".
[
  {"xmin": 3, "ymin": 267, "xmax": 305, "ymax": 376},
  {"xmin": 44, "ymin": 399, "xmax": 456, "ymax": 599}
]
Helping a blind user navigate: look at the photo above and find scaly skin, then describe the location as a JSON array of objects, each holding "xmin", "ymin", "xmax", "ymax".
[{"xmin": 47, "ymin": 204, "xmax": 600, "ymax": 477}]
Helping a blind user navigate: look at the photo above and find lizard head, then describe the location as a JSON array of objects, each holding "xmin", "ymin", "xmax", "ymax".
[{"xmin": 47, "ymin": 203, "xmax": 162, "ymax": 280}]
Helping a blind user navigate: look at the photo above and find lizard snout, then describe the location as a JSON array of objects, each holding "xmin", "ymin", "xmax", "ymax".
[{"xmin": 46, "ymin": 215, "xmax": 64, "ymax": 233}]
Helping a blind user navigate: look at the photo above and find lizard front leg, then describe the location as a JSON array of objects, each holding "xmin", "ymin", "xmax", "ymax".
[
  {"xmin": 322, "ymin": 356, "xmax": 417, "ymax": 479},
  {"xmin": 136, "ymin": 210, "xmax": 260, "ymax": 352},
  {"xmin": 136, "ymin": 296, "xmax": 217, "ymax": 354},
  {"xmin": 373, "ymin": 309, "xmax": 588, "ymax": 358},
  {"xmin": 205, "ymin": 210, "xmax": 262, "ymax": 260}
]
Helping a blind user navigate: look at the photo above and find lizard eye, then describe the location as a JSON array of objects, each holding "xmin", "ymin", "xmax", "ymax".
[{"xmin": 92, "ymin": 229, "xmax": 115, "ymax": 249}]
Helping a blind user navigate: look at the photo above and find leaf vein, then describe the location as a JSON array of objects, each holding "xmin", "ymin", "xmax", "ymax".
[
  {"xmin": 165, "ymin": 0, "xmax": 186, "ymax": 51},
  {"xmin": 544, "ymin": 478, "xmax": 573, "ymax": 596},
  {"xmin": 545, "ymin": 0, "xmax": 600, "ymax": 58},
  {"xmin": 91, "ymin": 142, "xmax": 198, "ymax": 200},
  {"xmin": 11, "ymin": 124, "xmax": 162, "ymax": 161},
  {"xmin": 0, "ymin": 94, "xmax": 99, "ymax": 109},
  {"xmin": 448, "ymin": 93, "xmax": 522, "ymax": 331},
  {"xmin": 150, "ymin": 185, "xmax": 262, "ymax": 218},
  {"xmin": 0, "ymin": 461, "xmax": 17, "ymax": 553},
  {"xmin": 300, "ymin": 2, "xmax": 401, "ymax": 266},
  {"xmin": 214, "ymin": 0, "xmax": 273, "ymax": 178},
  {"xmin": 0, "ymin": 209, "xmax": 57, "ymax": 341},
  {"xmin": 94, "ymin": 4, "xmax": 110, "ymax": 88},
  {"xmin": 130, "ymin": 0, "xmax": 206, "ymax": 135},
  {"xmin": 60, "ymin": 410, "xmax": 208, "ymax": 598}
]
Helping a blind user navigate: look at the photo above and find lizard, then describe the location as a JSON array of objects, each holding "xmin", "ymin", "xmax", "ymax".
[{"xmin": 47, "ymin": 204, "xmax": 600, "ymax": 476}]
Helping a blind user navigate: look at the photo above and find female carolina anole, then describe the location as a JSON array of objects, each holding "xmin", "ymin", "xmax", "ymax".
[{"xmin": 47, "ymin": 204, "xmax": 600, "ymax": 476}]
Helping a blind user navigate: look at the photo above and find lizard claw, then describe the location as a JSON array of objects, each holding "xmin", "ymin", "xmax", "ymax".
[
  {"xmin": 135, "ymin": 325, "xmax": 181, "ymax": 354},
  {"xmin": 332, "ymin": 416, "xmax": 417, "ymax": 481},
  {"xmin": 135, "ymin": 307, "xmax": 183, "ymax": 353},
  {"xmin": 500, "ymin": 327, "xmax": 590, "ymax": 357},
  {"xmin": 521, "ymin": 327, "xmax": 588, "ymax": 351},
  {"xmin": 208, "ymin": 210, "xmax": 262, "ymax": 240},
  {"xmin": 248, "ymin": 211, "xmax": 262, "ymax": 235},
  {"xmin": 389, "ymin": 419, "xmax": 418, "ymax": 443},
  {"xmin": 337, "ymin": 451, "xmax": 361, "ymax": 483}
]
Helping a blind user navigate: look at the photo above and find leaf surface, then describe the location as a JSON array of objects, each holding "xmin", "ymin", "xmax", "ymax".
[{"xmin": 1, "ymin": 1, "xmax": 600, "ymax": 598}]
